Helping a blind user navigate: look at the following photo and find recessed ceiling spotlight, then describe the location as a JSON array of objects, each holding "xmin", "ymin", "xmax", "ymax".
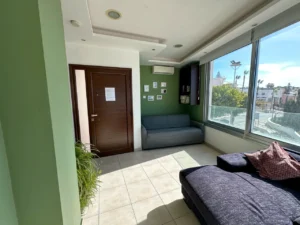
[
  {"xmin": 174, "ymin": 44, "xmax": 183, "ymax": 48},
  {"xmin": 252, "ymin": 23, "xmax": 258, "ymax": 27},
  {"xmin": 81, "ymin": 39, "xmax": 86, "ymax": 42},
  {"xmin": 70, "ymin": 20, "xmax": 81, "ymax": 27},
  {"xmin": 152, "ymin": 49, "xmax": 155, "ymax": 51},
  {"xmin": 106, "ymin": 9, "xmax": 121, "ymax": 20}
]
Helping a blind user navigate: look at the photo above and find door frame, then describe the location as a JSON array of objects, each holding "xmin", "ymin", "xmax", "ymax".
[{"xmin": 69, "ymin": 64, "xmax": 134, "ymax": 156}]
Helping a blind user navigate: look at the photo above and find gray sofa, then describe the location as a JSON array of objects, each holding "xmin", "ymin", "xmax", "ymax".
[{"xmin": 141, "ymin": 114, "xmax": 204, "ymax": 150}]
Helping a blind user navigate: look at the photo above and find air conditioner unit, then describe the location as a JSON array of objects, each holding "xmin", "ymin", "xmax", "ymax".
[{"xmin": 152, "ymin": 66, "xmax": 175, "ymax": 75}]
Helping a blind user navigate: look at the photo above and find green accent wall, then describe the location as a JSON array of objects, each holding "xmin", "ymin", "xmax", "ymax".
[
  {"xmin": 0, "ymin": 122, "xmax": 18, "ymax": 225},
  {"xmin": 140, "ymin": 66, "xmax": 187, "ymax": 116},
  {"xmin": 0, "ymin": 0, "xmax": 80, "ymax": 224},
  {"xmin": 187, "ymin": 65, "xmax": 205, "ymax": 122}
]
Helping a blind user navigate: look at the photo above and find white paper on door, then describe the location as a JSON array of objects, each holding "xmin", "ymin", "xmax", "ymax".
[{"xmin": 105, "ymin": 87, "xmax": 116, "ymax": 101}]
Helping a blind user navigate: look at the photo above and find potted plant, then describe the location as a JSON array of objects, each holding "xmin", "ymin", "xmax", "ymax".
[{"xmin": 75, "ymin": 143, "xmax": 101, "ymax": 224}]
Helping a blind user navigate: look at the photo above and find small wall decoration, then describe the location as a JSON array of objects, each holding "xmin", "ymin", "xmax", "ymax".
[
  {"xmin": 161, "ymin": 89, "xmax": 167, "ymax": 94},
  {"xmin": 148, "ymin": 95, "xmax": 154, "ymax": 101},
  {"xmin": 157, "ymin": 95, "xmax": 162, "ymax": 100},
  {"xmin": 161, "ymin": 82, "xmax": 167, "ymax": 87},
  {"xmin": 153, "ymin": 82, "xmax": 158, "ymax": 88},
  {"xmin": 144, "ymin": 85, "xmax": 149, "ymax": 92}
]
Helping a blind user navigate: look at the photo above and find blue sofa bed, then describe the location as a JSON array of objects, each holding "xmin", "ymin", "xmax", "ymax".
[
  {"xmin": 180, "ymin": 148, "xmax": 300, "ymax": 225},
  {"xmin": 141, "ymin": 114, "xmax": 204, "ymax": 150}
]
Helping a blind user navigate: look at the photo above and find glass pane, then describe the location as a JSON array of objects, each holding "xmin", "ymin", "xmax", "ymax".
[
  {"xmin": 208, "ymin": 45, "xmax": 252, "ymax": 130},
  {"xmin": 252, "ymin": 22, "xmax": 300, "ymax": 146}
]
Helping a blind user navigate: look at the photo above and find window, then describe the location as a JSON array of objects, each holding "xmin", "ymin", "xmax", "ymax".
[
  {"xmin": 205, "ymin": 20, "xmax": 300, "ymax": 148},
  {"xmin": 208, "ymin": 45, "xmax": 252, "ymax": 130},
  {"xmin": 252, "ymin": 22, "xmax": 300, "ymax": 146}
]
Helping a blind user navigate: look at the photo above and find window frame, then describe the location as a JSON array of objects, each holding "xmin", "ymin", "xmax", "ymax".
[{"xmin": 203, "ymin": 34, "xmax": 300, "ymax": 151}]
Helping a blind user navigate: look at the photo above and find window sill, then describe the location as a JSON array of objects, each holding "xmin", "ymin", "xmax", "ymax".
[{"xmin": 205, "ymin": 121, "xmax": 300, "ymax": 152}]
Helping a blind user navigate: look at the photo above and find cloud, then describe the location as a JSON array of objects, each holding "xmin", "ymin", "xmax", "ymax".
[
  {"xmin": 235, "ymin": 62, "xmax": 300, "ymax": 88},
  {"xmin": 257, "ymin": 63, "xmax": 300, "ymax": 87}
]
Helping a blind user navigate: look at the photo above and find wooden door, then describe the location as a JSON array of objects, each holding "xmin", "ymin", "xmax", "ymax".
[{"xmin": 85, "ymin": 66, "xmax": 133, "ymax": 157}]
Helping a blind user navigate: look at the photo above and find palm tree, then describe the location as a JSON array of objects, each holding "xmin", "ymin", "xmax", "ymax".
[
  {"xmin": 271, "ymin": 87, "xmax": 280, "ymax": 118},
  {"xmin": 242, "ymin": 70, "xmax": 249, "ymax": 92},
  {"xmin": 230, "ymin": 60, "xmax": 241, "ymax": 87},
  {"xmin": 257, "ymin": 79, "xmax": 264, "ymax": 95},
  {"xmin": 235, "ymin": 75, "xmax": 241, "ymax": 87}
]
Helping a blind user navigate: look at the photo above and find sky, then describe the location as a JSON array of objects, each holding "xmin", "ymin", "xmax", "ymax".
[{"xmin": 212, "ymin": 21, "xmax": 300, "ymax": 88}]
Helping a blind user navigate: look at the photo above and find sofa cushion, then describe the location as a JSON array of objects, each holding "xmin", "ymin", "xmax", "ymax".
[
  {"xmin": 142, "ymin": 114, "xmax": 190, "ymax": 130},
  {"xmin": 167, "ymin": 114, "xmax": 190, "ymax": 128},
  {"xmin": 142, "ymin": 115, "xmax": 169, "ymax": 130},
  {"xmin": 217, "ymin": 153, "xmax": 256, "ymax": 173},
  {"xmin": 144, "ymin": 127, "xmax": 203, "ymax": 149},
  {"xmin": 180, "ymin": 165, "xmax": 300, "ymax": 225},
  {"xmin": 245, "ymin": 142, "xmax": 300, "ymax": 180}
]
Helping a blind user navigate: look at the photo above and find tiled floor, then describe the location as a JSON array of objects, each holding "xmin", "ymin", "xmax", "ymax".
[{"xmin": 82, "ymin": 144, "xmax": 220, "ymax": 225}]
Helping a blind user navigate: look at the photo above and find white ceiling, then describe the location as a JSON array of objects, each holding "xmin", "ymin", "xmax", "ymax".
[{"xmin": 61, "ymin": 0, "xmax": 300, "ymax": 67}]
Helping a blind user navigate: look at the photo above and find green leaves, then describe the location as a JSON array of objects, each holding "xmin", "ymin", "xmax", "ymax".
[
  {"xmin": 212, "ymin": 84, "xmax": 247, "ymax": 108},
  {"xmin": 75, "ymin": 143, "xmax": 101, "ymax": 214}
]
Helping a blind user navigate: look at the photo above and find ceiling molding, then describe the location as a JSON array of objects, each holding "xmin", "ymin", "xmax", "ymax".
[
  {"xmin": 179, "ymin": 0, "xmax": 277, "ymax": 62},
  {"xmin": 93, "ymin": 27, "xmax": 166, "ymax": 44}
]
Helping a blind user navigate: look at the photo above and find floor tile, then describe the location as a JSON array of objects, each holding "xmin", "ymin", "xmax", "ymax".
[
  {"xmin": 97, "ymin": 155, "xmax": 119, "ymax": 166},
  {"xmin": 98, "ymin": 162, "xmax": 121, "ymax": 175},
  {"xmin": 150, "ymin": 174, "xmax": 180, "ymax": 194},
  {"xmin": 82, "ymin": 215, "xmax": 98, "ymax": 225},
  {"xmin": 163, "ymin": 221, "xmax": 176, "ymax": 225},
  {"xmin": 127, "ymin": 179, "xmax": 157, "ymax": 203},
  {"xmin": 99, "ymin": 170, "xmax": 125, "ymax": 190},
  {"xmin": 142, "ymin": 161, "xmax": 167, "ymax": 177},
  {"xmin": 175, "ymin": 213, "xmax": 200, "ymax": 225},
  {"xmin": 160, "ymin": 189, "xmax": 191, "ymax": 219},
  {"xmin": 122, "ymin": 166, "xmax": 148, "ymax": 184},
  {"xmin": 132, "ymin": 196, "xmax": 172, "ymax": 225},
  {"xmin": 82, "ymin": 199, "xmax": 99, "ymax": 218},
  {"xmin": 99, "ymin": 185, "xmax": 130, "ymax": 213},
  {"xmin": 99, "ymin": 205, "xmax": 136, "ymax": 225},
  {"xmin": 169, "ymin": 171, "xmax": 181, "ymax": 184},
  {"xmin": 158, "ymin": 156, "xmax": 182, "ymax": 172},
  {"xmin": 175, "ymin": 156, "xmax": 200, "ymax": 169}
]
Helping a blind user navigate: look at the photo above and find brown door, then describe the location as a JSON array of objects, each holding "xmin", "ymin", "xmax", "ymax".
[{"xmin": 85, "ymin": 66, "xmax": 133, "ymax": 157}]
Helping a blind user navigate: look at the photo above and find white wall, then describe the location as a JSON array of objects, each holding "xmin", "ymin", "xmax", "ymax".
[
  {"xmin": 66, "ymin": 43, "xmax": 142, "ymax": 150},
  {"xmin": 75, "ymin": 70, "xmax": 90, "ymax": 145},
  {"xmin": 205, "ymin": 126, "xmax": 266, "ymax": 153}
]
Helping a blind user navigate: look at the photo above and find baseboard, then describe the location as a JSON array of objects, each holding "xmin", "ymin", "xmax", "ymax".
[{"xmin": 204, "ymin": 142, "xmax": 226, "ymax": 155}]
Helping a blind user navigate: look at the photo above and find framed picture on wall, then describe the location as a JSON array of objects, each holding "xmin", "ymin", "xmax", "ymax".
[
  {"xmin": 157, "ymin": 95, "xmax": 162, "ymax": 100},
  {"xmin": 153, "ymin": 82, "xmax": 158, "ymax": 88},
  {"xmin": 161, "ymin": 89, "xmax": 167, "ymax": 94},
  {"xmin": 148, "ymin": 95, "xmax": 154, "ymax": 101},
  {"xmin": 161, "ymin": 82, "xmax": 167, "ymax": 87},
  {"xmin": 144, "ymin": 85, "xmax": 149, "ymax": 92}
]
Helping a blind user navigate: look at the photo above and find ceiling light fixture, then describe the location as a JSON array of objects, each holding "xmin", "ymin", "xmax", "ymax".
[
  {"xmin": 152, "ymin": 49, "xmax": 155, "ymax": 51},
  {"xmin": 174, "ymin": 44, "xmax": 183, "ymax": 48},
  {"xmin": 106, "ymin": 9, "xmax": 121, "ymax": 20},
  {"xmin": 70, "ymin": 20, "xmax": 81, "ymax": 27}
]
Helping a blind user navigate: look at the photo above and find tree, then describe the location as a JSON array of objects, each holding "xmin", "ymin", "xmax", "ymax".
[
  {"xmin": 285, "ymin": 82, "xmax": 292, "ymax": 94},
  {"xmin": 230, "ymin": 60, "xmax": 241, "ymax": 87},
  {"xmin": 257, "ymin": 79, "xmax": 264, "ymax": 95},
  {"xmin": 266, "ymin": 83, "xmax": 274, "ymax": 89},
  {"xmin": 212, "ymin": 84, "xmax": 248, "ymax": 124},
  {"xmin": 242, "ymin": 70, "xmax": 249, "ymax": 92},
  {"xmin": 273, "ymin": 89, "xmax": 300, "ymax": 132},
  {"xmin": 236, "ymin": 75, "xmax": 241, "ymax": 87}
]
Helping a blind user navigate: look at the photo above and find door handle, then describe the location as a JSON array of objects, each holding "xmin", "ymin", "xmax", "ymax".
[{"xmin": 91, "ymin": 114, "xmax": 98, "ymax": 117}]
